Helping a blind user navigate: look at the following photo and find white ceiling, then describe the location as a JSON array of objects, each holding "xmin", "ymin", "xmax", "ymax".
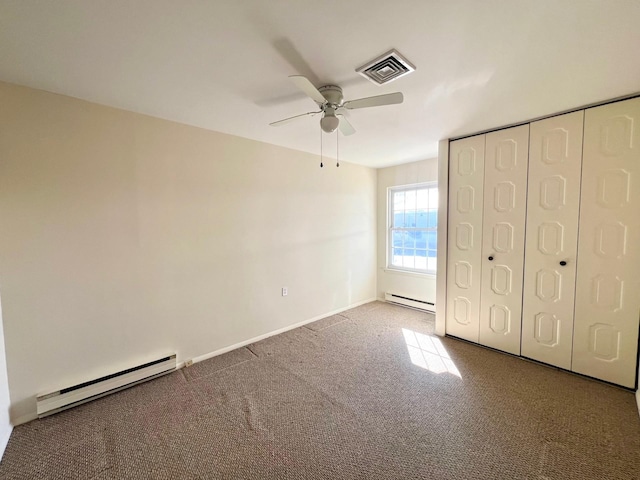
[{"xmin": 1, "ymin": 1, "xmax": 639, "ymax": 168}]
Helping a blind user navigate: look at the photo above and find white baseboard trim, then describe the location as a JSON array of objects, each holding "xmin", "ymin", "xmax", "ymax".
[
  {"xmin": 0, "ymin": 425, "xmax": 12, "ymax": 460},
  {"xmin": 178, "ymin": 297, "xmax": 378, "ymax": 369}
]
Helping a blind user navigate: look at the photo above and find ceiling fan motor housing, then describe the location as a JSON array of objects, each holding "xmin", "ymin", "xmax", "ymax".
[{"xmin": 317, "ymin": 85, "xmax": 344, "ymax": 107}]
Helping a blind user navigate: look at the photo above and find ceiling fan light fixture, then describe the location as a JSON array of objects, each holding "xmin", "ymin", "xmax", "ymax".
[{"xmin": 320, "ymin": 114, "xmax": 340, "ymax": 133}]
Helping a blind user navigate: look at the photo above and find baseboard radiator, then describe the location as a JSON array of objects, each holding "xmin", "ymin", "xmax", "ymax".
[
  {"xmin": 36, "ymin": 354, "xmax": 177, "ymax": 418},
  {"xmin": 384, "ymin": 293, "xmax": 435, "ymax": 313}
]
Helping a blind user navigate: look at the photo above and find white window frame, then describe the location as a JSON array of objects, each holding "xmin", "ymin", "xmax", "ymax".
[{"xmin": 387, "ymin": 182, "xmax": 438, "ymax": 275}]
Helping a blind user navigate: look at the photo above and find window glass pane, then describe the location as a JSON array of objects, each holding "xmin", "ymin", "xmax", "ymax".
[
  {"xmin": 404, "ymin": 234, "xmax": 415, "ymax": 249},
  {"xmin": 392, "ymin": 230, "xmax": 403, "ymax": 248},
  {"xmin": 427, "ymin": 210, "xmax": 438, "ymax": 228},
  {"xmin": 427, "ymin": 231, "xmax": 437, "ymax": 249},
  {"xmin": 404, "ymin": 211, "xmax": 416, "ymax": 227},
  {"xmin": 416, "ymin": 211, "xmax": 428, "ymax": 228},
  {"xmin": 394, "ymin": 212, "xmax": 405, "ymax": 228},
  {"xmin": 402, "ymin": 250, "xmax": 415, "ymax": 269},
  {"xmin": 405, "ymin": 190, "xmax": 417, "ymax": 211},
  {"xmin": 428, "ymin": 188, "xmax": 438, "ymax": 208},
  {"xmin": 416, "ymin": 189, "xmax": 429, "ymax": 210},
  {"xmin": 389, "ymin": 184, "xmax": 437, "ymax": 273},
  {"xmin": 393, "ymin": 191, "xmax": 405, "ymax": 212}
]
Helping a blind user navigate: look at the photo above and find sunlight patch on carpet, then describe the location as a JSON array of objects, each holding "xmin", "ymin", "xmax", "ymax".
[{"xmin": 402, "ymin": 329, "xmax": 461, "ymax": 378}]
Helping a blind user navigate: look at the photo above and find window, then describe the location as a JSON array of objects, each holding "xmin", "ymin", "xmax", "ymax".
[{"xmin": 388, "ymin": 183, "xmax": 438, "ymax": 274}]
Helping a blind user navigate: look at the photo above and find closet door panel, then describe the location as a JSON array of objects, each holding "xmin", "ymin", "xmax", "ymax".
[
  {"xmin": 446, "ymin": 135, "xmax": 485, "ymax": 342},
  {"xmin": 478, "ymin": 125, "xmax": 529, "ymax": 354},
  {"xmin": 521, "ymin": 111, "xmax": 584, "ymax": 369},
  {"xmin": 573, "ymin": 97, "xmax": 640, "ymax": 388}
]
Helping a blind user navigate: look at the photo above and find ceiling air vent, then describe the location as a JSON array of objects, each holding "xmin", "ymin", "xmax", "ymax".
[{"xmin": 356, "ymin": 49, "xmax": 416, "ymax": 85}]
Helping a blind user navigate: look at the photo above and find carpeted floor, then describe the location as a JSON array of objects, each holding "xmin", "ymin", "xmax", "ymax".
[{"xmin": 1, "ymin": 301, "xmax": 639, "ymax": 479}]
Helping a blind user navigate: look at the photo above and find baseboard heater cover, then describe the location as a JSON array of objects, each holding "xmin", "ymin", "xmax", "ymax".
[
  {"xmin": 36, "ymin": 354, "xmax": 177, "ymax": 418},
  {"xmin": 384, "ymin": 293, "xmax": 435, "ymax": 313}
]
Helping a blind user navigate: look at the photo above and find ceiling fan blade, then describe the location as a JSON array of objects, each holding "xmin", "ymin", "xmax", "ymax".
[
  {"xmin": 337, "ymin": 115, "xmax": 356, "ymax": 136},
  {"xmin": 269, "ymin": 111, "xmax": 320, "ymax": 127},
  {"xmin": 343, "ymin": 92, "xmax": 404, "ymax": 110},
  {"xmin": 289, "ymin": 75, "xmax": 327, "ymax": 105}
]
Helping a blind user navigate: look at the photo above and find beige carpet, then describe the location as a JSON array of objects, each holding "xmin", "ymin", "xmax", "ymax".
[{"xmin": 1, "ymin": 301, "xmax": 639, "ymax": 479}]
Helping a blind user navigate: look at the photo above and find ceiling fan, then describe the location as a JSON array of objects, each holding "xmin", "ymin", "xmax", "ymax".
[{"xmin": 269, "ymin": 76, "xmax": 404, "ymax": 136}]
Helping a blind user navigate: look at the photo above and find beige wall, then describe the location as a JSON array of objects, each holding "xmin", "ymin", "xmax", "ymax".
[
  {"xmin": 0, "ymin": 82, "xmax": 377, "ymax": 424},
  {"xmin": 376, "ymin": 158, "xmax": 438, "ymax": 304}
]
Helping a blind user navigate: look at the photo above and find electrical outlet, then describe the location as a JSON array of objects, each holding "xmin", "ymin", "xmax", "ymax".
[
  {"xmin": 282, "ymin": 287, "xmax": 288, "ymax": 296},
  {"xmin": 184, "ymin": 359, "xmax": 193, "ymax": 367}
]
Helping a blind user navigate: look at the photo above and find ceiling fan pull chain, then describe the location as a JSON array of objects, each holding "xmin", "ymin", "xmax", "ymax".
[
  {"xmin": 320, "ymin": 127, "xmax": 323, "ymax": 168},
  {"xmin": 336, "ymin": 129, "xmax": 340, "ymax": 167}
]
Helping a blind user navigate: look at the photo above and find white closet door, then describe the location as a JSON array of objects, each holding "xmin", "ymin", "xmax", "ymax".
[
  {"xmin": 478, "ymin": 125, "xmax": 529, "ymax": 355},
  {"xmin": 573, "ymin": 98, "xmax": 640, "ymax": 388},
  {"xmin": 446, "ymin": 135, "xmax": 485, "ymax": 342},
  {"xmin": 521, "ymin": 111, "xmax": 584, "ymax": 369}
]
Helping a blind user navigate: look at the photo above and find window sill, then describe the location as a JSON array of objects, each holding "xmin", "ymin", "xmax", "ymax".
[{"xmin": 383, "ymin": 268, "xmax": 436, "ymax": 279}]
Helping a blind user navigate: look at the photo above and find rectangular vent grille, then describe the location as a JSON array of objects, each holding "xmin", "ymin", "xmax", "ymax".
[{"xmin": 357, "ymin": 49, "xmax": 416, "ymax": 85}]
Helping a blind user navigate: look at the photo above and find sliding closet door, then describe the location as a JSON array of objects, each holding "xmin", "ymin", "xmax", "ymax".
[
  {"xmin": 478, "ymin": 125, "xmax": 529, "ymax": 355},
  {"xmin": 521, "ymin": 111, "xmax": 584, "ymax": 369},
  {"xmin": 446, "ymin": 135, "xmax": 485, "ymax": 342},
  {"xmin": 573, "ymin": 97, "xmax": 640, "ymax": 388}
]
